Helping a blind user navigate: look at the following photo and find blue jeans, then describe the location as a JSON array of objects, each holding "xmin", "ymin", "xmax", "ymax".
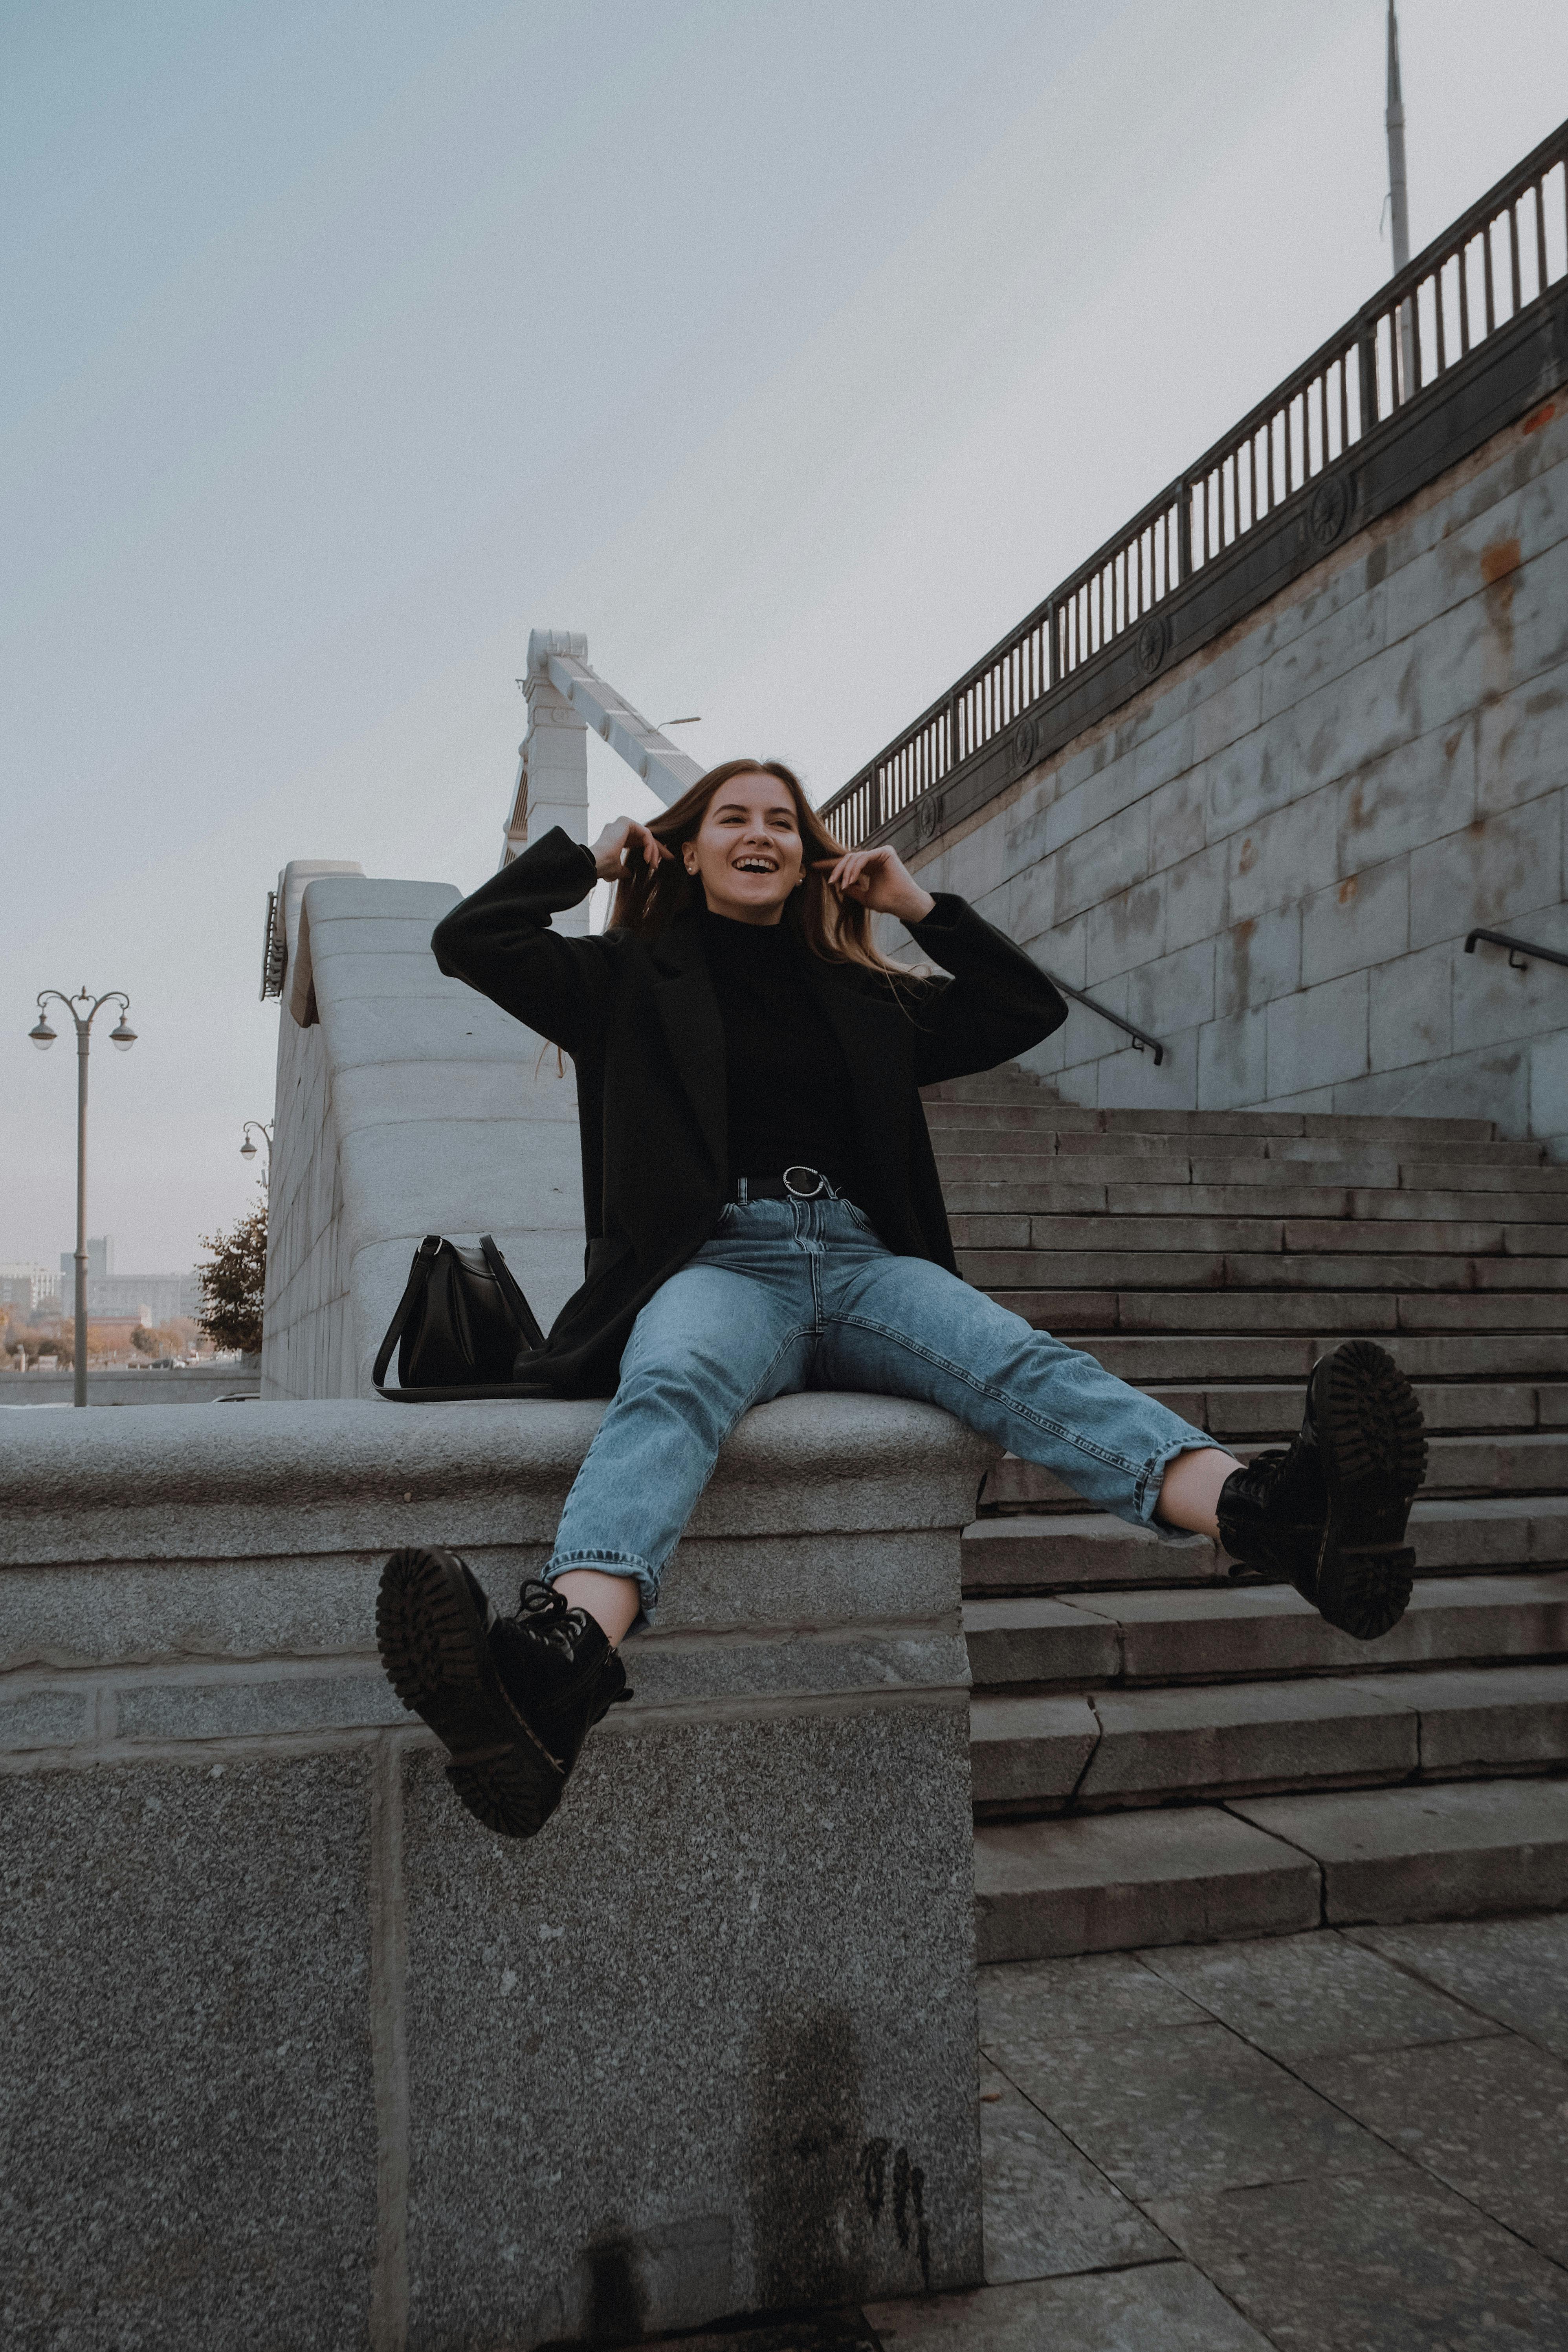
[{"xmin": 543, "ymin": 1196, "xmax": 1214, "ymax": 1627}]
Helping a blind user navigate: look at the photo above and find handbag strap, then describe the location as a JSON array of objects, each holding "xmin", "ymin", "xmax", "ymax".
[
  {"xmin": 478, "ymin": 1233, "xmax": 547, "ymax": 1354},
  {"xmin": 372, "ymin": 1233, "xmax": 445, "ymax": 1396}
]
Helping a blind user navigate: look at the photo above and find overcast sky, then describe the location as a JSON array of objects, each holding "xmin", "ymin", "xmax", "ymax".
[{"xmin": 4, "ymin": 0, "xmax": 1566, "ymax": 1277}]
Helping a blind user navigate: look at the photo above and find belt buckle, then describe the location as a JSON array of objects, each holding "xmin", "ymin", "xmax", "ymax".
[{"xmin": 782, "ymin": 1165, "xmax": 828, "ymax": 1200}]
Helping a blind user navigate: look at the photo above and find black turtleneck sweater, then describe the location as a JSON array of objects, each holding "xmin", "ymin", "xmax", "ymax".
[{"xmin": 699, "ymin": 908, "xmax": 860, "ymax": 1192}]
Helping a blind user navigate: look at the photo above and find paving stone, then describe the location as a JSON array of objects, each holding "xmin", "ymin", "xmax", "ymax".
[
  {"xmin": 1298, "ymin": 2035, "xmax": 1568, "ymax": 2264},
  {"xmin": 1230, "ymin": 1778, "xmax": 1568, "ymax": 1922},
  {"xmin": 979, "ymin": 1948, "xmax": 1210, "ymax": 2051},
  {"xmin": 1345, "ymin": 1912, "xmax": 1568, "ymax": 2059},
  {"xmin": 976, "ymin": 2056, "xmax": 1171, "ymax": 2283},
  {"xmin": 1146, "ymin": 2165, "xmax": 1568, "ymax": 2352},
  {"xmin": 974, "ymin": 1807, "xmax": 1320, "ymax": 1963},
  {"xmin": 1137, "ymin": 1926, "xmax": 1500, "ymax": 2060},
  {"xmin": 863, "ymin": 2260, "xmax": 1275, "ymax": 2350},
  {"xmin": 982, "ymin": 2014, "xmax": 1397, "ymax": 2203}
]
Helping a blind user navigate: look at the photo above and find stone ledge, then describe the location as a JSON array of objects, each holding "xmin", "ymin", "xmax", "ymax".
[
  {"xmin": 1, "ymin": 1391, "xmax": 993, "ymax": 1563},
  {"xmin": 1, "ymin": 1392, "xmax": 988, "ymax": 2338}
]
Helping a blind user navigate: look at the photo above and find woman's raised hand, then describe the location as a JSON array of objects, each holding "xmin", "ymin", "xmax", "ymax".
[
  {"xmin": 814, "ymin": 844, "xmax": 936, "ymax": 924},
  {"xmin": 589, "ymin": 817, "xmax": 671, "ymax": 882}
]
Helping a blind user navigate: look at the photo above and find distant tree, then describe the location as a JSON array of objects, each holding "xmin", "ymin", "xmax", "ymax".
[
  {"xmin": 131, "ymin": 1322, "xmax": 185, "ymax": 1358},
  {"xmin": 14, "ymin": 1322, "xmax": 72, "ymax": 1366},
  {"xmin": 196, "ymin": 1194, "xmax": 267, "ymax": 1355}
]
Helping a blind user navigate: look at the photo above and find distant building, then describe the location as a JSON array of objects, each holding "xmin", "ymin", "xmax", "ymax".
[
  {"xmin": 0, "ymin": 1262, "xmax": 61, "ymax": 1315},
  {"xmin": 59, "ymin": 1236, "xmax": 114, "ymax": 1281},
  {"xmin": 75, "ymin": 1273, "xmax": 202, "ymax": 1323}
]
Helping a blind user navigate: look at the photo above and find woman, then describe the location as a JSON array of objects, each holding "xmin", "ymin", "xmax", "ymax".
[{"xmin": 376, "ymin": 759, "xmax": 1427, "ymax": 1839}]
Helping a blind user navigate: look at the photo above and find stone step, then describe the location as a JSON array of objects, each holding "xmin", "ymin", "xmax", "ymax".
[
  {"xmin": 962, "ymin": 1513, "xmax": 1222, "ymax": 1592},
  {"xmin": 1035, "ymin": 1331, "xmax": 1568, "ymax": 1383},
  {"xmin": 963, "ymin": 1573, "xmax": 1568, "ymax": 1690},
  {"xmin": 1175, "ymin": 1378, "xmax": 1568, "ymax": 1434},
  {"xmin": 970, "ymin": 1660, "xmax": 1568, "ymax": 1813},
  {"xmin": 982, "ymin": 1433, "xmax": 1568, "ymax": 1514},
  {"xmin": 925, "ymin": 1103, "xmax": 1506, "ymax": 1146},
  {"xmin": 987, "ymin": 1254, "xmax": 1568, "ymax": 1298},
  {"xmin": 942, "ymin": 1162, "xmax": 1568, "ymax": 1207},
  {"xmin": 964, "ymin": 1216, "xmax": 1567, "ymax": 1264},
  {"xmin": 972, "ymin": 1778, "xmax": 1568, "ymax": 1959},
  {"xmin": 933, "ymin": 1126, "xmax": 1547, "ymax": 1167},
  {"xmin": 950, "ymin": 1185, "xmax": 1568, "ymax": 1223},
  {"xmin": 1008, "ymin": 1293, "xmax": 1568, "ymax": 1337},
  {"xmin": 961, "ymin": 1496, "xmax": 1568, "ymax": 1594}
]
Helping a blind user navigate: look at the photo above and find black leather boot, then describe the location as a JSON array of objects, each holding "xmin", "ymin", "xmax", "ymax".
[
  {"xmin": 376, "ymin": 1555, "xmax": 631, "ymax": 1838},
  {"xmin": 1216, "ymin": 1339, "xmax": 1427, "ymax": 1641}
]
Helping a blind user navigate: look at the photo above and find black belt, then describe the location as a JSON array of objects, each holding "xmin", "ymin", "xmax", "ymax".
[{"xmin": 730, "ymin": 1166, "xmax": 844, "ymax": 1203}]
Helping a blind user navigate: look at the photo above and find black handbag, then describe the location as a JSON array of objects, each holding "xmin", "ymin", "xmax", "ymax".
[{"xmin": 373, "ymin": 1233, "xmax": 550, "ymax": 1402}]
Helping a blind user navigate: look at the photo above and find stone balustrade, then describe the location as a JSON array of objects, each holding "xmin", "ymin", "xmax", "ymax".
[{"xmin": 1, "ymin": 1391, "xmax": 991, "ymax": 2350}]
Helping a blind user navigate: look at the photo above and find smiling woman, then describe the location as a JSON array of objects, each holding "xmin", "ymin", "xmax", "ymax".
[
  {"xmin": 600, "ymin": 756, "xmax": 937, "ymax": 969},
  {"xmin": 374, "ymin": 759, "xmax": 1429, "ymax": 1846}
]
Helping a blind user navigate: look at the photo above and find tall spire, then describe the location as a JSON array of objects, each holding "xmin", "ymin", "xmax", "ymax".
[{"xmin": 1385, "ymin": 1, "xmax": 1410, "ymax": 272}]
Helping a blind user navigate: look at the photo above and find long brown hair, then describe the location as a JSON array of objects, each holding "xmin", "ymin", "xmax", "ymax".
[{"xmin": 607, "ymin": 758, "xmax": 920, "ymax": 983}]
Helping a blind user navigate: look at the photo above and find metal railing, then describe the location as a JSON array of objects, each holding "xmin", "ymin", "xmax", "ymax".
[
  {"xmin": 1042, "ymin": 973, "xmax": 1165, "ymax": 1065},
  {"xmin": 822, "ymin": 117, "xmax": 1568, "ymax": 849},
  {"xmin": 1465, "ymin": 927, "xmax": 1568, "ymax": 974}
]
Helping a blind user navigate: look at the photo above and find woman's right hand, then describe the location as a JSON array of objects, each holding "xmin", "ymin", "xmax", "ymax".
[{"xmin": 589, "ymin": 817, "xmax": 671, "ymax": 882}]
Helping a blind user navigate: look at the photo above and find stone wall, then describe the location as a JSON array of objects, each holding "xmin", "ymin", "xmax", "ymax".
[
  {"xmin": 909, "ymin": 396, "xmax": 1568, "ymax": 1152},
  {"xmin": 0, "ymin": 1365, "xmax": 259, "ymax": 1408},
  {"xmin": 0, "ymin": 1392, "xmax": 990, "ymax": 2350}
]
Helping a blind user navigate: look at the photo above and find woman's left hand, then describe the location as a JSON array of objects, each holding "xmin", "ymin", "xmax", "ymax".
[{"xmin": 814, "ymin": 846, "xmax": 936, "ymax": 924}]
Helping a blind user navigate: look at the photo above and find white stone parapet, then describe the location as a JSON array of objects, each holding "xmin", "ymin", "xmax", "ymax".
[
  {"xmin": 262, "ymin": 874, "xmax": 587, "ymax": 1400},
  {"xmin": 1, "ymin": 1391, "xmax": 990, "ymax": 2347}
]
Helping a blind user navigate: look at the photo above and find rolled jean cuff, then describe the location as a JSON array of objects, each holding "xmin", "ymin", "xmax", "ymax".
[
  {"xmin": 1132, "ymin": 1431, "xmax": 1227, "ymax": 1539},
  {"xmin": 543, "ymin": 1547, "xmax": 660, "ymax": 1633}
]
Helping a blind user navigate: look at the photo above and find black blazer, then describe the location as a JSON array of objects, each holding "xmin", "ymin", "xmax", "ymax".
[{"xmin": 430, "ymin": 827, "xmax": 1067, "ymax": 1395}]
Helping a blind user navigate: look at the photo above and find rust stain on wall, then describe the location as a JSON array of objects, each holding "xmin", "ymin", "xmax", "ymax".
[
  {"xmin": 1522, "ymin": 400, "xmax": 1557, "ymax": 435},
  {"xmin": 1480, "ymin": 534, "xmax": 1522, "ymax": 587}
]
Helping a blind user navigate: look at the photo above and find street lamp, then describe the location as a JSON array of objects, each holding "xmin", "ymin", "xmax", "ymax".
[
  {"xmin": 240, "ymin": 1120, "xmax": 273, "ymax": 1185},
  {"xmin": 28, "ymin": 985, "xmax": 136, "ymax": 1408}
]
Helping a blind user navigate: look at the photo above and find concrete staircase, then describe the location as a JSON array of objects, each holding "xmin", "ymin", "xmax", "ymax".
[{"xmin": 926, "ymin": 1065, "xmax": 1568, "ymax": 1961}]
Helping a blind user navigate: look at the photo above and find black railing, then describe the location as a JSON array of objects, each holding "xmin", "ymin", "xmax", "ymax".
[
  {"xmin": 1042, "ymin": 974, "xmax": 1165, "ymax": 1066},
  {"xmin": 1465, "ymin": 927, "xmax": 1568, "ymax": 973},
  {"xmin": 823, "ymin": 117, "xmax": 1568, "ymax": 849}
]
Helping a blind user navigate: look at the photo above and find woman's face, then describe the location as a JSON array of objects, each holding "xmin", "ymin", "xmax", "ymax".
[{"xmin": 684, "ymin": 771, "xmax": 805, "ymax": 925}]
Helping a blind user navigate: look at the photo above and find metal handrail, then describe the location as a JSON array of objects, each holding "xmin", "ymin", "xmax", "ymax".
[
  {"xmin": 1042, "ymin": 971, "xmax": 1164, "ymax": 1065},
  {"xmin": 1465, "ymin": 927, "xmax": 1568, "ymax": 973},
  {"xmin": 823, "ymin": 115, "xmax": 1568, "ymax": 849}
]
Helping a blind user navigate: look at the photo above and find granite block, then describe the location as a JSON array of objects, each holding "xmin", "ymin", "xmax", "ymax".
[
  {"xmin": 401, "ymin": 1702, "xmax": 982, "ymax": 2345},
  {"xmin": 0, "ymin": 1753, "xmax": 376, "ymax": 2352}
]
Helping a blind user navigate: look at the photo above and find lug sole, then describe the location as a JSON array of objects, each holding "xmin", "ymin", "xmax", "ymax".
[
  {"xmin": 375, "ymin": 1547, "xmax": 564, "ymax": 1838},
  {"xmin": 1311, "ymin": 1342, "xmax": 1429, "ymax": 1640}
]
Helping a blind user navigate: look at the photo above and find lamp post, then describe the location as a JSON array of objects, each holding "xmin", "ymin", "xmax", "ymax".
[
  {"xmin": 240, "ymin": 1120, "xmax": 273, "ymax": 1187},
  {"xmin": 29, "ymin": 986, "xmax": 137, "ymax": 1407}
]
